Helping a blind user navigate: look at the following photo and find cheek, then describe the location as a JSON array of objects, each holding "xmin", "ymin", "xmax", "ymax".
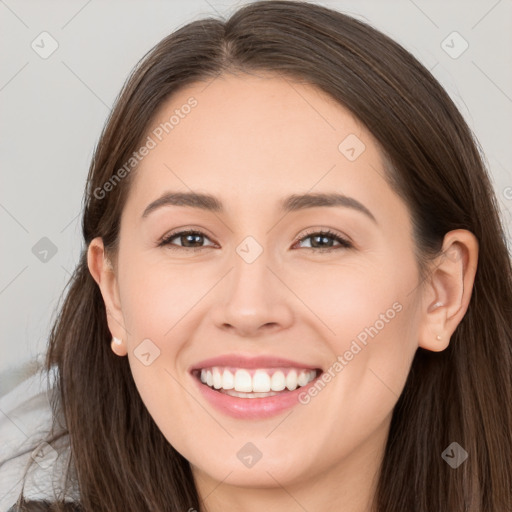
[
  {"xmin": 300, "ymin": 255, "xmax": 419, "ymax": 407},
  {"xmin": 307, "ymin": 298, "xmax": 418, "ymax": 464},
  {"xmin": 118, "ymin": 259, "xmax": 211, "ymax": 415},
  {"xmin": 118, "ymin": 257, "xmax": 210, "ymax": 339},
  {"xmin": 286, "ymin": 258, "xmax": 407, "ymax": 345}
]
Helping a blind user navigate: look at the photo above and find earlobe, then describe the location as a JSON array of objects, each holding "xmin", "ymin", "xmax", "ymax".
[
  {"xmin": 418, "ymin": 229, "xmax": 479, "ymax": 352},
  {"xmin": 87, "ymin": 237, "xmax": 128, "ymax": 356},
  {"xmin": 111, "ymin": 336, "xmax": 127, "ymax": 357}
]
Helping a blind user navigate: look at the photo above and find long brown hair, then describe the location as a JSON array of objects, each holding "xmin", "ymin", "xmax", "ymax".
[{"xmin": 12, "ymin": 1, "xmax": 512, "ymax": 510}]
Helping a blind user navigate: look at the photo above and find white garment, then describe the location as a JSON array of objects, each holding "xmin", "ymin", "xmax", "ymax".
[{"xmin": 0, "ymin": 360, "xmax": 79, "ymax": 510}]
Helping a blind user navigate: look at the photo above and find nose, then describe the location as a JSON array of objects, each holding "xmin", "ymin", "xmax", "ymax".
[{"xmin": 210, "ymin": 249, "xmax": 295, "ymax": 338}]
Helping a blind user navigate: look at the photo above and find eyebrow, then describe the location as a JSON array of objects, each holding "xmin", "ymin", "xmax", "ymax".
[{"xmin": 141, "ymin": 191, "xmax": 377, "ymax": 224}]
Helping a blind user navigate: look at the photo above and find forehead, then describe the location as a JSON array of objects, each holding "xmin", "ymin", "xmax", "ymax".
[
  {"xmin": 122, "ymin": 72, "xmax": 405, "ymax": 227},
  {"xmin": 150, "ymin": 72, "xmax": 370, "ymax": 172}
]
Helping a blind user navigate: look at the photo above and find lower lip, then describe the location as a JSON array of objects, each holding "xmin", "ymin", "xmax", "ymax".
[{"xmin": 190, "ymin": 371, "xmax": 323, "ymax": 419}]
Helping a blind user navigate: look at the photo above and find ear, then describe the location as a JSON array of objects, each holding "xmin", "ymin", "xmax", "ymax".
[
  {"xmin": 418, "ymin": 229, "xmax": 479, "ymax": 352},
  {"xmin": 87, "ymin": 237, "xmax": 128, "ymax": 356}
]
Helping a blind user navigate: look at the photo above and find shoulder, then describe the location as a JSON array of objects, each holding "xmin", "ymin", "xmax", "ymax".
[{"xmin": 0, "ymin": 362, "xmax": 78, "ymax": 509}]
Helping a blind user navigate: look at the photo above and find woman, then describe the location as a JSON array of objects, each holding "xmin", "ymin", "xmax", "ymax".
[{"xmin": 8, "ymin": 0, "xmax": 512, "ymax": 510}]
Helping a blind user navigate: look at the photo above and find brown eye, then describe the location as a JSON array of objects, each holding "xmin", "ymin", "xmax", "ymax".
[
  {"xmin": 159, "ymin": 230, "xmax": 215, "ymax": 250},
  {"xmin": 294, "ymin": 229, "xmax": 352, "ymax": 252}
]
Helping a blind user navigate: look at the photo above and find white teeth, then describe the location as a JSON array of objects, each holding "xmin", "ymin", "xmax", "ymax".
[
  {"xmin": 297, "ymin": 371, "xmax": 310, "ymax": 387},
  {"xmin": 286, "ymin": 370, "xmax": 298, "ymax": 391},
  {"xmin": 234, "ymin": 369, "xmax": 252, "ymax": 392},
  {"xmin": 198, "ymin": 367, "xmax": 317, "ymax": 393},
  {"xmin": 252, "ymin": 370, "xmax": 271, "ymax": 392},
  {"xmin": 212, "ymin": 367, "xmax": 222, "ymax": 389},
  {"xmin": 271, "ymin": 371, "xmax": 286, "ymax": 391},
  {"xmin": 221, "ymin": 369, "xmax": 234, "ymax": 390},
  {"xmin": 220, "ymin": 389, "xmax": 281, "ymax": 398}
]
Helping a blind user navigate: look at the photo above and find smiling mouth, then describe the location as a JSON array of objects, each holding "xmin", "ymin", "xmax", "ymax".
[{"xmin": 192, "ymin": 367, "xmax": 323, "ymax": 398}]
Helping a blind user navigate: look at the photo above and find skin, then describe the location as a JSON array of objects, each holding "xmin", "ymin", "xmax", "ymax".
[{"xmin": 88, "ymin": 72, "xmax": 478, "ymax": 512}]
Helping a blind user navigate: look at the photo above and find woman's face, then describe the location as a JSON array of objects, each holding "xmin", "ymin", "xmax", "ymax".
[{"xmin": 96, "ymin": 73, "xmax": 433, "ymax": 495}]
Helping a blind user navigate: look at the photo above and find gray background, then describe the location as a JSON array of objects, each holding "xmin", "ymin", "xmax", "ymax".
[{"xmin": 1, "ymin": 0, "xmax": 511, "ymax": 381}]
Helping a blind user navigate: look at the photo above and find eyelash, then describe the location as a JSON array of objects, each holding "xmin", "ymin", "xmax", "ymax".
[{"xmin": 158, "ymin": 228, "xmax": 353, "ymax": 253}]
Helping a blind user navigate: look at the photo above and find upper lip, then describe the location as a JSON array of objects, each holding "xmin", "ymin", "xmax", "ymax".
[{"xmin": 189, "ymin": 354, "xmax": 322, "ymax": 372}]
